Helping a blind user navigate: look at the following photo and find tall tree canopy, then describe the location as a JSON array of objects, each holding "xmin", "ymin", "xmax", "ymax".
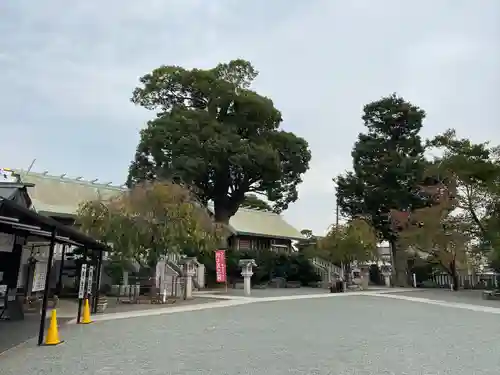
[
  {"xmin": 335, "ymin": 94, "xmax": 430, "ymax": 286},
  {"xmin": 77, "ymin": 181, "xmax": 222, "ymax": 268},
  {"xmin": 318, "ymin": 219, "xmax": 378, "ymax": 277},
  {"xmin": 241, "ymin": 194, "xmax": 273, "ymax": 212},
  {"xmin": 397, "ymin": 178, "xmax": 469, "ymax": 290},
  {"xmin": 127, "ymin": 59, "xmax": 311, "ymax": 224},
  {"xmin": 300, "ymin": 229, "xmax": 314, "ymax": 239},
  {"xmin": 427, "ymin": 129, "xmax": 500, "ymax": 252}
]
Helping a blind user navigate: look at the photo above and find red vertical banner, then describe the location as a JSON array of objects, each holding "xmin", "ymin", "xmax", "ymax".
[{"xmin": 215, "ymin": 250, "xmax": 227, "ymax": 283}]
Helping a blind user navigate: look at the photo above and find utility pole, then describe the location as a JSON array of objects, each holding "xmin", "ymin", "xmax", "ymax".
[
  {"xmin": 26, "ymin": 158, "xmax": 36, "ymax": 174},
  {"xmin": 336, "ymin": 193, "xmax": 339, "ymax": 228},
  {"xmin": 336, "ymin": 189, "xmax": 346, "ymax": 290}
]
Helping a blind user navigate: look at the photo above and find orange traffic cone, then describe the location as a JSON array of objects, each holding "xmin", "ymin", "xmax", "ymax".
[
  {"xmin": 44, "ymin": 309, "xmax": 63, "ymax": 345},
  {"xmin": 80, "ymin": 298, "xmax": 92, "ymax": 324}
]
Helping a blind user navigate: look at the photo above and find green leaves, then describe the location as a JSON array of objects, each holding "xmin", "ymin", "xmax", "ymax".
[
  {"xmin": 241, "ymin": 194, "xmax": 273, "ymax": 211},
  {"xmin": 398, "ymin": 199, "xmax": 470, "ymax": 276},
  {"xmin": 427, "ymin": 129, "xmax": 499, "ymax": 187},
  {"xmin": 128, "ymin": 59, "xmax": 311, "ymax": 223},
  {"xmin": 336, "ymin": 94, "xmax": 428, "ymax": 242},
  {"xmin": 427, "ymin": 129, "xmax": 500, "ymax": 260},
  {"xmin": 318, "ymin": 219, "xmax": 378, "ymax": 264},
  {"xmin": 76, "ymin": 182, "xmax": 222, "ymax": 266}
]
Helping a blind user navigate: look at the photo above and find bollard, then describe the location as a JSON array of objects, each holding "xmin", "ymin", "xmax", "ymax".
[
  {"xmin": 44, "ymin": 310, "xmax": 63, "ymax": 345},
  {"xmin": 79, "ymin": 298, "xmax": 92, "ymax": 324}
]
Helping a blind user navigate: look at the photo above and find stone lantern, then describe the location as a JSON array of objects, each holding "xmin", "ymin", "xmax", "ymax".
[
  {"xmin": 179, "ymin": 257, "xmax": 197, "ymax": 299},
  {"xmin": 380, "ymin": 264, "xmax": 392, "ymax": 287},
  {"xmin": 239, "ymin": 259, "xmax": 257, "ymax": 296}
]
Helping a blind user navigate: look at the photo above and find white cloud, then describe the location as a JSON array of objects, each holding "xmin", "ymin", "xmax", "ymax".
[{"xmin": 0, "ymin": 0, "xmax": 499, "ymax": 234}]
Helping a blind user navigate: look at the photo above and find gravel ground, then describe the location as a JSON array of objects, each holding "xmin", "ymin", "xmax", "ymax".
[
  {"xmin": 209, "ymin": 287, "xmax": 331, "ymax": 298},
  {"xmin": 392, "ymin": 288, "xmax": 500, "ymax": 308},
  {"xmin": 104, "ymin": 297, "xmax": 219, "ymax": 314},
  {"xmin": 204, "ymin": 286, "xmax": 389, "ymax": 298},
  {"xmin": 0, "ymin": 315, "xmax": 72, "ymax": 354},
  {"xmin": 1, "ymin": 294, "xmax": 500, "ymax": 375}
]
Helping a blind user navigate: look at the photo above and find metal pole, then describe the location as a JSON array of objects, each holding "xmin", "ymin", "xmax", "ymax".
[
  {"xmin": 56, "ymin": 244, "xmax": 66, "ymax": 295},
  {"xmin": 336, "ymin": 191, "xmax": 346, "ymax": 290},
  {"xmin": 26, "ymin": 158, "xmax": 36, "ymax": 174},
  {"xmin": 92, "ymin": 250, "xmax": 103, "ymax": 314},
  {"xmin": 37, "ymin": 229, "xmax": 56, "ymax": 346},
  {"xmin": 24, "ymin": 244, "xmax": 36, "ymax": 299},
  {"xmin": 183, "ymin": 265, "xmax": 187, "ymax": 300},
  {"xmin": 76, "ymin": 247, "xmax": 87, "ymax": 323}
]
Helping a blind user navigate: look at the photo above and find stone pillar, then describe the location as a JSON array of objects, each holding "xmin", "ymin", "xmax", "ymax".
[
  {"xmin": 197, "ymin": 263, "xmax": 205, "ymax": 289},
  {"xmin": 185, "ymin": 272, "xmax": 194, "ymax": 299},
  {"xmin": 381, "ymin": 265, "xmax": 392, "ymax": 288},
  {"xmin": 359, "ymin": 266, "xmax": 369, "ymax": 290},
  {"xmin": 179, "ymin": 257, "xmax": 197, "ymax": 300},
  {"xmin": 384, "ymin": 275, "xmax": 391, "ymax": 287},
  {"xmin": 242, "ymin": 270, "xmax": 253, "ymax": 296},
  {"xmin": 239, "ymin": 259, "xmax": 257, "ymax": 297}
]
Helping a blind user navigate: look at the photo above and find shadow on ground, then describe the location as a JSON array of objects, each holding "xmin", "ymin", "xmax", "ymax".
[
  {"xmin": 103, "ymin": 297, "xmax": 219, "ymax": 314},
  {"xmin": 0, "ymin": 313, "xmax": 72, "ymax": 354}
]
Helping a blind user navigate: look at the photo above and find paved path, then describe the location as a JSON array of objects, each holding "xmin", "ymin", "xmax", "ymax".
[
  {"xmin": 392, "ymin": 288, "xmax": 500, "ymax": 308},
  {"xmin": 1, "ymin": 290, "xmax": 500, "ymax": 374},
  {"xmin": 197, "ymin": 286, "xmax": 391, "ymax": 299}
]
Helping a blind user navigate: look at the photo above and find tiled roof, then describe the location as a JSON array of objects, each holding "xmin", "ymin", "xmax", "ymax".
[
  {"xmin": 14, "ymin": 170, "xmax": 303, "ymax": 240},
  {"xmin": 14, "ymin": 170, "xmax": 125, "ymax": 216},
  {"xmin": 207, "ymin": 204, "xmax": 303, "ymax": 241}
]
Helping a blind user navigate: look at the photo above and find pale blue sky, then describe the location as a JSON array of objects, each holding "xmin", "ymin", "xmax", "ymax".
[{"xmin": 1, "ymin": 0, "xmax": 499, "ymax": 234}]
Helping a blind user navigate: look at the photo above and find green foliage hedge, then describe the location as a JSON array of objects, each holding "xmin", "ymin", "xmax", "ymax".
[{"xmin": 194, "ymin": 249, "xmax": 321, "ymax": 287}]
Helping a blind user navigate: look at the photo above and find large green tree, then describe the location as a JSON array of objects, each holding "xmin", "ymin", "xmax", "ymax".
[
  {"xmin": 335, "ymin": 94, "xmax": 429, "ymax": 286},
  {"xmin": 398, "ymin": 179, "xmax": 469, "ymax": 290},
  {"xmin": 77, "ymin": 181, "xmax": 221, "ymax": 269},
  {"xmin": 127, "ymin": 59, "xmax": 311, "ymax": 224},
  {"xmin": 318, "ymin": 218, "xmax": 378, "ymax": 280},
  {"xmin": 427, "ymin": 129, "xmax": 500, "ymax": 254}
]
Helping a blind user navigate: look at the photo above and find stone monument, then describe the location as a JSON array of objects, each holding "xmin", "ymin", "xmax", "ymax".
[
  {"xmin": 380, "ymin": 265, "xmax": 392, "ymax": 287},
  {"xmin": 179, "ymin": 257, "xmax": 197, "ymax": 299},
  {"xmin": 357, "ymin": 265, "xmax": 369, "ymax": 290},
  {"xmin": 239, "ymin": 259, "xmax": 257, "ymax": 296}
]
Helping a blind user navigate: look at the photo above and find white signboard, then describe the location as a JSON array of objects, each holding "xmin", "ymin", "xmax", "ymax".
[
  {"xmin": 87, "ymin": 266, "xmax": 94, "ymax": 295},
  {"xmin": 0, "ymin": 233, "xmax": 15, "ymax": 253},
  {"xmin": 78, "ymin": 264, "xmax": 87, "ymax": 299},
  {"xmin": 0, "ymin": 168, "xmax": 17, "ymax": 182},
  {"xmin": 32, "ymin": 262, "xmax": 48, "ymax": 292}
]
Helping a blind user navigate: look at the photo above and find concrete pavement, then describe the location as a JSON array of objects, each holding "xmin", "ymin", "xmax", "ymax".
[{"xmin": 1, "ymin": 290, "xmax": 500, "ymax": 374}]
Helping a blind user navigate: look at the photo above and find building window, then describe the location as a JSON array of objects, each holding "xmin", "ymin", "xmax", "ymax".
[{"xmin": 238, "ymin": 239, "xmax": 251, "ymax": 251}]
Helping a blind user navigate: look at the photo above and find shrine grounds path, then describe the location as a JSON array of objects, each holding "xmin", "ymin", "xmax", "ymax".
[{"xmin": 1, "ymin": 289, "xmax": 500, "ymax": 375}]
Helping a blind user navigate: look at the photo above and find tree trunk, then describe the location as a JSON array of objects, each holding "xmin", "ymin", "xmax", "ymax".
[
  {"xmin": 214, "ymin": 211, "xmax": 230, "ymax": 225},
  {"xmin": 449, "ymin": 260, "xmax": 459, "ymax": 291},
  {"xmin": 343, "ymin": 262, "xmax": 351, "ymax": 284},
  {"xmin": 213, "ymin": 201, "xmax": 233, "ymax": 225},
  {"xmin": 390, "ymin": 240, "xmax": 409, "ymax": 287},
  {"xmin": 214, "ymin": 206, "xmax": 232, "ymax": 250},
  {"xmin": 149, "ymin": 262, "xmax": 159, "ymax": 298}
]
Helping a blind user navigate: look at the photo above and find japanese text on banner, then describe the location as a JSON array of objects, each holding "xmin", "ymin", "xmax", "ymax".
[{"xmin": 215, "ymin": 250, "xmax": 227, "ymax": 283}]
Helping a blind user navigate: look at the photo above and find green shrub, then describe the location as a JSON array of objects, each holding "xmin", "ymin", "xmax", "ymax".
[{"xmin": 194, "ymin": 248, "xmax": 320, "ymax": 286}]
